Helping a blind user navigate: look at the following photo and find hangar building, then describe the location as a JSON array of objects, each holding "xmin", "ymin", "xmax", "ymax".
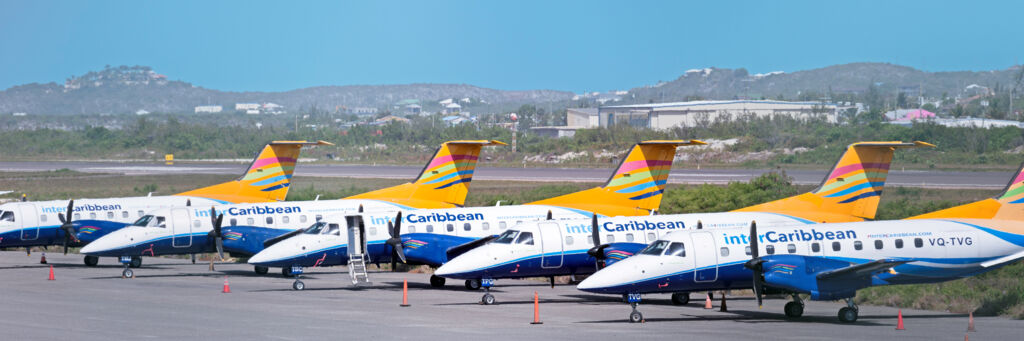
[{"xmin": 597, "ymin": 100, "xmax": 838, "ymax": 129}]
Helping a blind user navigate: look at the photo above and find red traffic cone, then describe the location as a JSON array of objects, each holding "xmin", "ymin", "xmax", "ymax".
[
  {"xmin": 400, "ymin": 278, "xmax": 410, "ymax": 307},
  {"xmin": 967, "ymin": 311, "xmax": 976, "ymax": 332},
  {"xmin": 47, "ymin": 265, "xmax": 55, "ymax": 281},
  {"xmin": 704, "ymin": 294, "xmax": 713, "ymax": 309},
  {"xmin": 530, "ymin": 291, "xmax": 543, "ymax": 325},
  {"xmin": 222, "ymin": 276, "xmax": 231, "ymax": 293},
  {"xmin": 895, "ymin": 309, "xmax": 905, "ymax": 330},
  {"xmin": 40, "ymin": 253, "xmax": 47, "ymax": 264}
]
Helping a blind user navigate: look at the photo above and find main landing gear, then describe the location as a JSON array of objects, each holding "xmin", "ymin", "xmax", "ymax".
[
  {"xmin": 465, "ymin": 279, "xmax": 481, "ymax": 290},
  {"xmin": 282, "ymin": 267, "xmax": 294, "ymax": 277},
  {"xmin": 253, "ymin": 266, "xmax": 269, "ymax": 275},
  {"xmin": 429, "ymin": 275, "xmax": 446, "ymax": 288},
  {"xmin": 837, "ymin": 298, "xmax": 859, "ymax": 323},
  {"xmin": 784, "ymin": 294, "xmax": 804, "ymax": 318},
  {"xmin": 83, "ymin": 255, "xmax": 99, "ymax": 267},
  {"xmin": 671, "ymin": 292, "xmax": 690, "ymax": 305},
  {"xmin": 129, "ymin": 256, "xmax": 142, "ymax": 268}
]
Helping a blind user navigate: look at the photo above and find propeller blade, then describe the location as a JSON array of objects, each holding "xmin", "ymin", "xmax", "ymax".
[
  {"xmin": 744, "ymin": 220, "xmax": 764, "ymax": 308},
  {"xmin": 358, "ymin": 204, "xmax": 363, "ymax": 213},
  {"xmin": 386, "ymin": 212, "xmax": 407, "ymax": 264},
  {"xmin": 748, "ymin": 221, "xmax": 758, "ymax": 259},
  {"xmin": 215, "ymin": 237, "xmax": 225, "ymax": 261},
  {"xmin": 60, "ymin": 200, "xmax": 79, "ymax": 248},
  {"xmin": 585, "ymin": 213, "xmax": 608, "ymax": 268},
  {"xmin": 186, "ymin": 199, "xmax": 191, "ymax": 207},
  {"xmin": 546, "ymin": 210, "xmax": 553, "ymax": 220}
]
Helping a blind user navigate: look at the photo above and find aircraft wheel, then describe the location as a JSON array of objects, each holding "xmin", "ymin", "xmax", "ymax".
[
  {"xmin": 122, "ymin": 268, "xmax": 134, "ymax": 279},
  {"xmin": 429, "ymin": 275, "xmax": 446, "ymax": 287},
  {"xmin": 838, "ymin": 307, "xmax": 858, "ymax": 323},
  {"xmin": 129, "ymin": 256, "xmax": 142, "ymax": 268},
  {"xmin": 282, "ymin": 267, "xmax": 294, "ymax": 277},
  {"xmin": 629, "ymin": 310, "xmax": 643, "ymax": 323},
  {"xmin": 671, "ymin": 293, "xmax": 690, "ymax": 305},
  {"xmin": 481, "ymin": 293, "xmax": 495, "ymax": 305},
  {"xmin": 253, "ymin": 266, "xmax": 269, "ymax": 275},
  {"xmin": 83, "ymin": 255, "xmax": 99, "ymax": 267},
  {"xmin": 784, "ymin": 301, "xmax": 804, "ymax": 318},
  {"xmin": 465, "ymin": 279, "xmax": 482, "ymax": 290},
  {"xmin": 293, "ymin": 280, "xmax": 305, "ymax": 291}
]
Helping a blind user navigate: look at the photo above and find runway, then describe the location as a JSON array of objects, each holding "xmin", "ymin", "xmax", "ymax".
[
  {"xmin": 1, "ymin": 252, "xmax": 1015, "ymax": 340},
  {"xmin": 0, "ymin": 161, "xmax": 1015, "ymax": 189}
]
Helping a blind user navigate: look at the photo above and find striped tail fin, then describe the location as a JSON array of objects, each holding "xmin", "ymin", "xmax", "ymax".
[
  {"xmin": 174, "ymin": 141, "xmax": 331, "ymax": 203},
  {"xmin": 734, "ymin": 141, "xmax": 933, "ymax": 222},
  {"xmin": 345, "ymin": 140, "xmax": 506, "ymax": 208},
  {"xmin": 526, "ymin": 140, "xmax": 705, "ymax": 216},
  {"xmin": 909, "ymin": 161, "xmax": 1024, "ymax": 220}
]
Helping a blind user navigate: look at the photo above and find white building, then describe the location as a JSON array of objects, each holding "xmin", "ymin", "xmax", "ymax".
[
  {"xmin": 566, "ymin": 108, "xmax": 599, "ymax": 128},
  {"xmin": 194, "ymin": 105, "xmax": 223, "ymax": 114},
  {"xmin": 444, "ymin": 103, "xmax": 462, "ymax": 114},
  {"xmin": 235, "ymin": 103, "xmax": 260, "ymax": 111},
  {"xmin": 598, "ymin": 100, "xmax": 838, "ymax": 129}
]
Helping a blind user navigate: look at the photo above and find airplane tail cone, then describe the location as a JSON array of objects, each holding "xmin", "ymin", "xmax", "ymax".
[
  {"xmin": 719, "ymin": 292, "xmax": 728, "ymax": 312},
  {"xmin": 400, "ymin": 278, "xmax": 410, "ymax": 307},
  {"xmin": 704, "ymin": 294, "xmax": 713, "ymax": 309},
  {"xmin": 222, "ymin": 276, "xmax": 231, "ymax": 293},
  {"xmin": 47, "ymin": 265, "xmax": 54, "ymax": 281},
  {"xmin": 896, "ymin": 309, "xmax": 905, "ymax": 330},
  {"xmin": 40, "ymin": 253, "xmax": 47, "ymax": 264},
  {"xmin": 967, "ymin": 311, "xmax": 976, "ymax": 332},
  {"xmin": 530, "ymin": 291, "xmax": 543, "ymax": 325}
]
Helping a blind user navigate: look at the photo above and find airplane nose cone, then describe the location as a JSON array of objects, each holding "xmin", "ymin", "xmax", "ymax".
[
  {"xmin": 576, "ymin": 266, "xmax": 623, "ymax": 293},
  {"xmin": 434, "ymin": 258, "xmax": 467, "ymax": 277},
  {"xmin": 247, "ymin": 247, "xmax": 277, "ymax": 265}
]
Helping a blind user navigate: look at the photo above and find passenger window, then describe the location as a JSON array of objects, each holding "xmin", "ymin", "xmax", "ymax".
[
  {"xmin": 40, "ymin": 214, "xmax": 47, "ymax": 222},
  {"xmin": 283, "ymin": 216, "xmax": 290, "ymax": 224},
  {"xmin": 566, "ymin": 236, "xmax": 574, "ymax": 245},
  {"xmin": 720, "ymin": 247, "xmax": 729, "ymax": 257},
  {"xmin": 315, "ymin": 215, "xmax": 323, "ymax": 221},
  {"xmin": 247, "ymin": 217, "xmax": 255, "ymax": 225},
  {"xmin": 811, "ymin": 243, "xmax": 821, "ymax": 253},
  {"xmin": 744, "ymin": 246, "xmax": 751, "ymax": 255},
  {"xmin": 787, "ymin": 244, "xmax": 796, "ymax": 254},
  {"xmin": 874, "ymin": 240, "xmax": 883, "ymax": 249},
  {"xmin": 665, "ymin": 242, "xmax": 686, "ymax": 257},
  {"xmin": 89, "ymin": 212, "xmax": 96, "ymax": 219},
  {"xmin": 300, "ymin": 215, "xmax": 308, "ymax": 223},
  {"xmin": 626, "ymin": 233, "xmax": 634, "ymax": 242},
  {"xmin": 516, "ymin": 232, "xmax": 534, "ymax": 245},
  {"xmin": 482, "ymin": 222, "xmax": 490, "ymax": 231},
  {"xmin": 463, "ymin": 223, "xmax": 471, "ymax": 231},
  {"xmin": 107, "ymin": 211, "xmax": 114, "ymax": 219},
  {"xmin": 426, "ymin": 225, "xmax": 434, "ymax": 233},
  {"xmin": 914, "ymin": 238, "xmax": 923, "ymax": 248},
  {"xmin": 766, "ymin": 245, "xmax": 775, "ymax": 255},
  {"xmin": 895, "ymin": 239, "xmax": 904, "ymax": 249},
  {"xmin": 516, "ymin": 220, "xmax": 523, "ymax": 224},
  {"xmin": 266, "ymin": 217, "xmax": 273, "ymax": 225},
  {"xmin": 854, "ymin": 241, "xmax": 863, "ymax": 250},
  {"xmin": 193, "ymin": 220, "xmax": 201, "ymax": 228},
  {"xmin": 499, "ymin": 222, "xmax": 507, "ymax": 230},
  {"xmin": 74, "ymin": 213, "xmax": 81, "ymax": 220},
  {"xmin": 369, "ymin": 226, "xmax": 377, "ymax": 235},
  {"xmin": 586, "ymin": 237, "xmax": 593, "ymax": 246},
  {"xmin": 444, "ymin": 224, "xmax": 453, "ymax": 232},
  {"xmin": 408, "ymin": 225, "xmax": 416, "ymax": 233},
  {"xmin": 832, "ymin": 241, "xmax": 841, "ymax": 251},
  {"xmin": 230, "ymin": 218, "xmax": 237, "ymax": 226},
  {"xmin": 122, "ymin": 211, "xmax": 129, "ymax": 218},
  {"xmin": 137, "ymin": 210, "xmax": 144, "ymax": 217},
  {"xmin": 647, "ymin": 232, "xmax": 655, "ymax": 241},
  {"xmin": 606, "ymin": 234, "xmax": 615, "ymax": 243}
]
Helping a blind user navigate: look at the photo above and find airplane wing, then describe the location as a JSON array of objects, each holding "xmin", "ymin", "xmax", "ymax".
[{"xmin": 815, "ymin": 258, "xmax": 911, "ymax": 280}]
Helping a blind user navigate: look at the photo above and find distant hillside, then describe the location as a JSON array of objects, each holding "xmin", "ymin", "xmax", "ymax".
[
  {"xmin": 625, "ymin": 63, "xmax": 1022, "ymax": 103},
  {"xmin": 0, "ymin": 66, "xmax": 574, "ymax": 115}
]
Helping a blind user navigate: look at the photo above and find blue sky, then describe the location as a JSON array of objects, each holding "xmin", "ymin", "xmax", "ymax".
[{"xmin": 1, "ymin": 0, "xmax": 1022, "ymax": 92}]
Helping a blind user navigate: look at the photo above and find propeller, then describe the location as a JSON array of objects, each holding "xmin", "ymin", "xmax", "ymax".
[
  {"xmin": 696, "ymin": 220, "xmax": 703, "ymax": 230},
  {"xmin": 186, "ymin": 199, "xmax": 191, "ymax": 207},
  {"xmin": 546, "ymin": 210, "xmax": 553, "ymax": 220},
  {"xmin": 56, "ymin": 200, "xmax": 78, "ymax": 255},
  {"xmin": 585, "ymin": 213, "xmax": 610, "ymax": 269},
  {"xmin": 206, "ymin": 207, "xmax": 225, "ymax": 260},
  {"xmin": 742, "ymin": 220, "xmax": 764, "ymax": 308},
  {"xmin": 386, "ymin": 211, "xmax": 406, "ymax": 270}
]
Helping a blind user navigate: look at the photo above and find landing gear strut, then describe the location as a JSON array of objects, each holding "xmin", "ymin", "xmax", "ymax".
[
  {"xmin": 429, "ymin": 275, "xmax": 446, "ymax": 287},
  {"xmin": 784, "ymin": 294, "xmax": 804, "ymax": 318},
  {"xmin": 290, "ymin": 266, "xmax": 305, "ymax": 291},
  {"xmin": 837, "ymin": 298, "xmax": 859, "ymax": 323},
  {"xmin": 625, "ymin": 293, "xmax": 643, "ymax": 323},
  {"xmin": 119, "ymin": 256, "xmax": 134, "ymax": 279},
  {"xmin": 479, "ymin": 278, "xmax": 495, "ymax": 305}
]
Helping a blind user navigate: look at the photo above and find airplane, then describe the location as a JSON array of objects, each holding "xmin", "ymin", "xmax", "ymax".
[
  {"xmin": 247, "ymin": 140, "xmax": 705, "ymax": 290},
  {"xmin": 575, "ymin": 161, "xmax": 1024, "ymax": 323},
  {"xmin": 0, "ymin": 140, "xmax": 327, "ymax": 267},
  {"xmin": 434, "ymin": 141, "xmax": 933, "ymax": 304},
  {"xmin": 79, "ymin": 140, "xmax": 504, "ymax": 278}
]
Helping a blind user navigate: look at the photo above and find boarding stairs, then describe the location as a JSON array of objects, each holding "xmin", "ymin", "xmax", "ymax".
[{"xmin": 347, "ymin": 254, "xmax": 371, "ymax": 285}]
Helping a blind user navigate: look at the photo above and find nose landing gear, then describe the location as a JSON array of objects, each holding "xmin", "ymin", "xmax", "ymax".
[
  {"xmin": 479, "ymin": 278, "xmax": 496, "ymax": 305},
  {"xmin": 623, "ymin": 293, "xmax": 643, "ymax": 323}
]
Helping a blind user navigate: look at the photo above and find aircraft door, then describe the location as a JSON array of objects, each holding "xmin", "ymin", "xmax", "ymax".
[
  {"xmin": 170, "ymin": 208, "xmax": 191, "ymax": 248},
  {"xmin": 17, "ymin": 204, "xmax": 39, "ymax": 241},
  {"xmin": 539, "ymin": 222, "xmax": 563, "ymax": 268},
  {"xmin": 346, "ymin": 215, "xmax": 366, "ymax": 257},
  {"xmin": 690, "ymin": 232, "xmax": 718, "ymax": 282}
]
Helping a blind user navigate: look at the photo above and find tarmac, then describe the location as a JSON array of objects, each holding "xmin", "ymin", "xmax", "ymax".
[
  {"xmin": 2, "ymin": 251, "xmax": 1018, "ymax": 340},
  {"xmin": 0, "ymin": 161, "xmax": 1016, "ymax": 189}
]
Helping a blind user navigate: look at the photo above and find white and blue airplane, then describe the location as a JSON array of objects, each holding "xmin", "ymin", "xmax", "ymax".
[
  {"xmin": 247, "ymin": 140, "xmax": 705, "ymax": 290},
  {"xmin": 0, "ymin": 140, "xmax": 326, "ymax": 267},
  {"xmin": 80, "ymin": 140, "xmax": 505, "ymax": 278},
  {"xmin": 575, "ymin": 162, "xmax": 1024, "ymax": 323},
  {"xmin": 432, "ymin": 141, "xmax": 930, "ymax": 304}
]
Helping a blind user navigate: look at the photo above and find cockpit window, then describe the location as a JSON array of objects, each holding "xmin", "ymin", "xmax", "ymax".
[
  {"xmin": 304, "ymin": 221, "xmax": 328, "ymax": 235},
  {"xmin": 665, "ymin": 242, "xmax": 686, "ymax": 257},
  {"xmin": 516, "ymin": 232, "xmax": 534, "ymax": 245},
  {"xmin": 131, "ymin": 215, "xmax": 165, "ymax": 228},
  {"xmin": 156, "ymin": 217, "xmax": 166, "ymax": 228},
  {"xmin": 324, "ymin": 223, "xmax": 340, "ymax": 236},
  {"xmin": 0, "ymin": 211, "xmax": 14, "ymax": 222},
  {"xmin": 639, "ymin": 240, "xmax": 670, "ymax": 255},
  {"xmin": 493, "ymin": 230, "xmax": 519, "ymax": 244}
]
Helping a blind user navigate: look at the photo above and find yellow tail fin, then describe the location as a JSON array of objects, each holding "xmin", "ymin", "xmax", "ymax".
[
  {"xmin": 345, "ymin": 140, "xmax": 506, "ymax": 208},
  {"xmin": 733, "ymin": 141, "xmax": 934, "ymax": 222},
  {"xmin": 174, "ymin": 140, "xmax": 331, "ymax": 203},
  {"xmin": 526, "ymin": 140, "xmax": 706, "ymax": 216},
  {"xmin": 909, "ymin": 161, "xmax": 1024, "ymax": 221}
]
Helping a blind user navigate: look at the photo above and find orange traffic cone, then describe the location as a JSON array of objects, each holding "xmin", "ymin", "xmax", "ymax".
[
  {"xmin": 895, "ymin": 309, "xmax": 905, "ymax": 330},
  {"xmin": 222, "ymin": 276, "xmax": 231, "ymax": 293},
  {"xmin": 704, "ymin": 294, "xmax": 713, "ymax": 309},
  {"xmin": 530, "ymin": 291, "xmax": 543, "ymax": 325},
  {"xmin": 47, "ymin": 265, "xmax": 55, "ymax": 281},
  {"xmin": 400, "ymin": 278, "xmax": 411, "ymax": 307},
  {"xmin": 967, "ymin": 311, "xmax": 976, "ymax": 332}
]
